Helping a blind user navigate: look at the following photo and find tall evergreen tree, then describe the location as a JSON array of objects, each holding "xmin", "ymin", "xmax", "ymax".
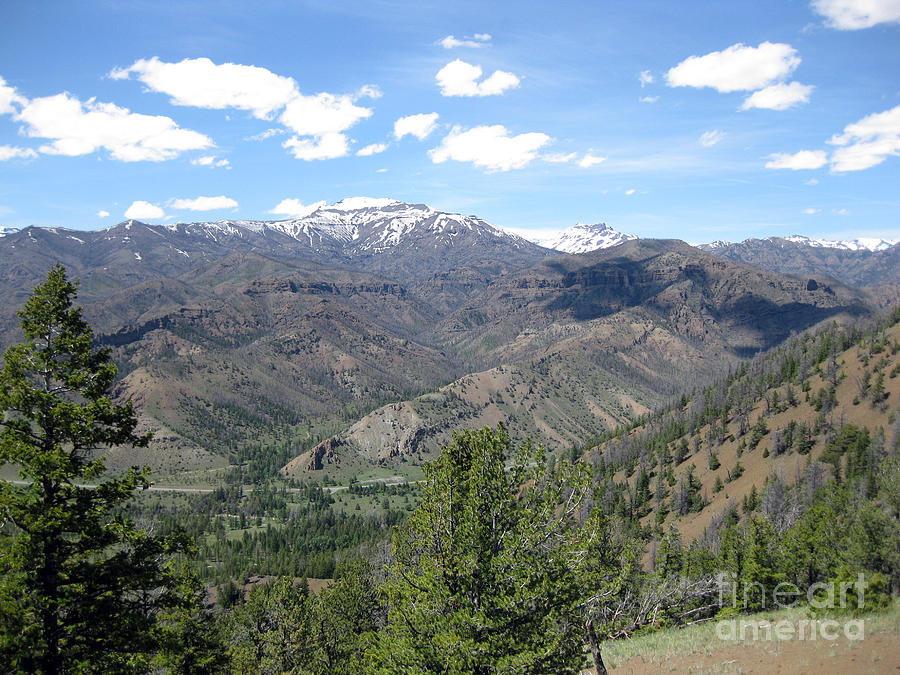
[{"xmin": 0, "ymin": 265, "xmax": 188, "ymax": 673}]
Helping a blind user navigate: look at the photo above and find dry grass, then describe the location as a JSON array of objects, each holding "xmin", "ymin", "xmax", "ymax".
[{"xmin": 600, "ymin": 602, "xmax": 900, "ymax": 674}]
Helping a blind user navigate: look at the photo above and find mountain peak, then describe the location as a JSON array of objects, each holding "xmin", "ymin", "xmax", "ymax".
[{"xmin": 533, "ymin": 221, "xmax": 637, "ymax": 253}]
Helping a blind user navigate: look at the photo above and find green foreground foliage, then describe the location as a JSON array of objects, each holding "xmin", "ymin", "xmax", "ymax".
[{"xmin": 0, "ymin": 266, "xmax": 196, "ymax": 673}]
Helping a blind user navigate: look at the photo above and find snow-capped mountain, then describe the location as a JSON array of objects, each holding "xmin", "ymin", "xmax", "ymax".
[
  {"xmin": 265, "ymin": 198, "xmax": 527, "ymax": 254},
  {"xmin": 695, "ymin": 234, "xmax": 900, "ymax": 288},
  {"xmin": 782, "ymin": 235, "xmax": 898, "ymax": 252},
  {"xmin": 145, "ymin": 198, "xmax": 529, "ymax": 256},
  {"xmin": 2, "ymin": 198, "xmax": 552, "ymax": 287},
  {"xmin": 700, "ymin": 235, "xmax": 898, "ymax": 253},
  {"xmin": 0, "ymin": 226, "xmax": 20, "ymax": 237},
  {"xmin": 532, "ymin": 222, "xmax": 637, "ymax": 254}
]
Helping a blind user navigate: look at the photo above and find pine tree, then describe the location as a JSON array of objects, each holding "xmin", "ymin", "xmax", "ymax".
[
  {"xmin": 225, "ymin": 577, "xmax": 311, "ymax": 673},
  {"xmin": 0, "ymin": 265, "xmax": 188, "ymax": 673},
  {"xmin": 308, "ymin": 558, "xmax": 380, "ymax": 673},
  {"xmin": 375, "ymin": 424, "xmax": 594, "ymax": 673}
]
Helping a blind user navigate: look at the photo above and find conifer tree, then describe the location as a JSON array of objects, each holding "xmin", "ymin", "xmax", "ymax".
[
  {"xmin": 375, "ymin": 424, "xmax": 595, "ymax": 673},
  {"xmin": 0, "ymin": 265, "xmax": 188, "ymax": 673}
]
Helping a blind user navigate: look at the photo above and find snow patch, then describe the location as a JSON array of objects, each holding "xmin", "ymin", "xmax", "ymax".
[{"xmin": 329, "ymin": 197, "xmax": 399, "ymax": 211}]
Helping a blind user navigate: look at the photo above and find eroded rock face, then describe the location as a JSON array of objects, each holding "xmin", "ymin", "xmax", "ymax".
[
  {"xmin": 282, "ymin": 437, "xmax": 343, "ymax": 476},
  {"xmin": 308, "ymin": 437, "xmax": 342, "ymax": 470}
]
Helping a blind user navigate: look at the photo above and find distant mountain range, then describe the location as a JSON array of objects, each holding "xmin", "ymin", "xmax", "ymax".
[
  {"xmin": 699, "ymin": 234, "xmax": 898, "ymax": 254},
  {"xmin": 521, "ymin": 223, "xmax": 900, "ymax": 288},
  {"xmin": 696, "ymin": 236, "xmax": 900, "ymax": 288},
  {"xmin": 0, "ymin": 198, "xmax": 893, "ymax": 476},
  {"xmin": 3, "ymin": 201, "xmax": 894, "ymax": 258}
]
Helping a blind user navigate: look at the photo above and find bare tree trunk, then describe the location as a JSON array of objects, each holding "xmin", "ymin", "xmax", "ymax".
[{"xmin": 585, "ymin": 620, "xmax": 608, "ymax": 675}]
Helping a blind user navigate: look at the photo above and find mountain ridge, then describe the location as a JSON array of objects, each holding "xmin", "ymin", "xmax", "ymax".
[
  {"xmin": 699, "ymin": 234, "xmax": 899, "ymax": 253},
  {"xmin": 697, "ymin": 236, "xmax": 900, "ymax": 289},
  {"xmin": 284, "ymin": 239, "xmax": 874, "ymax": 474},
  {"xmin": 0, "ymin": 200, "xmax": 893, "ymax": 480}
]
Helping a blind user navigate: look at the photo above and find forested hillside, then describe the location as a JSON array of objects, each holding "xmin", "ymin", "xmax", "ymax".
[{"xmin": 590, "ymin": 306, "xmax": 900, "ymax": 541}]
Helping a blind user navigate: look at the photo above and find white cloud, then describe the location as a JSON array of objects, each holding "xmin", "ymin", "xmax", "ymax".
[
  {"xmin": 279, "ymin": 92, "xmax": 372, "ymax": 137},
  {"xmin": 543, "ymin": 152, "xmax": 577, "ymax": 163},
  {"xmin": 357, "ymin": 143, "xmax": 387, "ymax": 156},
  {"xmin": 699, "ymin": 130, "xmax": 725, "ymax": 147},
  {"xmin": 112, "ymin": 57, "xmax": 377, "ymax": 162},
  {"xmin": 246, "ymin": 128, "xmax": 285, "ymax": 141},
  {"xmin": 279, "ymin": 92, "xmax": 372, "ymax": 160},
  {"xmin": 394, "ymin": 113, "xmax": 439, "ymax": 140},
  {"xmin": 356, "ymin": 84, "xmax": 382, "ymax": 100},
  {"xmin": 191, "ymin": 155, "xmax": 230, "ymax": 168},
  {"xmin": 803, "ymin": 207, "xmax": 821, "ymax": 214},
  {"xmin": 171, "ymin": 195, "xmax": 238, "ymax": 211},
  {"xmin": 765, "ymin": 106, "xmax": 900, "ymax": 173},
  {"xmin": 282, "ymin": 132, "xmax": 351, "ymax": 161},
  {"xmin": 828, "ymin": 104, "xmax": 900, "ymax": 172},
  {"xmin": 16, "ymin": 93, "xmax": 212, "ymax": 161},
  {"xmin": 812, "ymin": 0, "xmax": 900, "ymax": 29},
  {"xmin": 806, "ymin": 178, "xmax": 820, "ymax": 185},
  {"xmin": 741, "ymin": 81, "xmax": 813, "ymax": 110},
  {"xmin": 429, "ymin": 124, "xmax": 551, "ymax": 172},
  {"xmin": 125, "ymin": 200, "xmax": 165, "ymax": 220},
  {"xmin": 0, "ymin": 76, "xmax": 26, "ymax": 114},
  {"xmin": 639, "ymin": 96, "xmax": 659, "ymax": 103},
  {"xmin": 625, "ymin": 188, "xmax": 637, "ymax": 195},
  {"xmin": 666, "ymin": 42, "xmax": 800, "ymax": 93},
  {"xmin": 639, "ymin": 70, "xmax": 654, "ymax": 87},
  {"xmin": 835, "ymin": 208, "xmax": 850, "ymax": 215},
  {"xmin": 376, "ymin": 168, "xmax": 388, "ymax": 173},
  {"xmin": 0, "ymin": 145, "xmax": 38, "ymax": 160},
  {"xmin": 765, "ymin": 150, "xmax": 828, "ymax": 169},
  {"xmin": 110, "ymin": 57, "xmax": 298, "ymax": 120},
  {"xmin": 436, "ymin": 59, "xmax": 520, "ymax": 97},
  {"xmin": 97, "ymin": 210, "xmax": 110, "ymax": 217},
  {"xmin": 268, "ymin": 198, "xmax": 326, "ymax": 218},
  {"xmin": 578, "ymin": 153, "xmax": 607, "ymax": 168},
  {"xmin": 440, "ymin": 34, "xmax": 492, "ymax": 49}
]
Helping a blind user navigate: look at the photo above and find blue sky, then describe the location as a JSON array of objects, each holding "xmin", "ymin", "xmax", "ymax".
[{"xmin": 1, "ymin": 0, "xmax": 898, "ymax": 242}]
